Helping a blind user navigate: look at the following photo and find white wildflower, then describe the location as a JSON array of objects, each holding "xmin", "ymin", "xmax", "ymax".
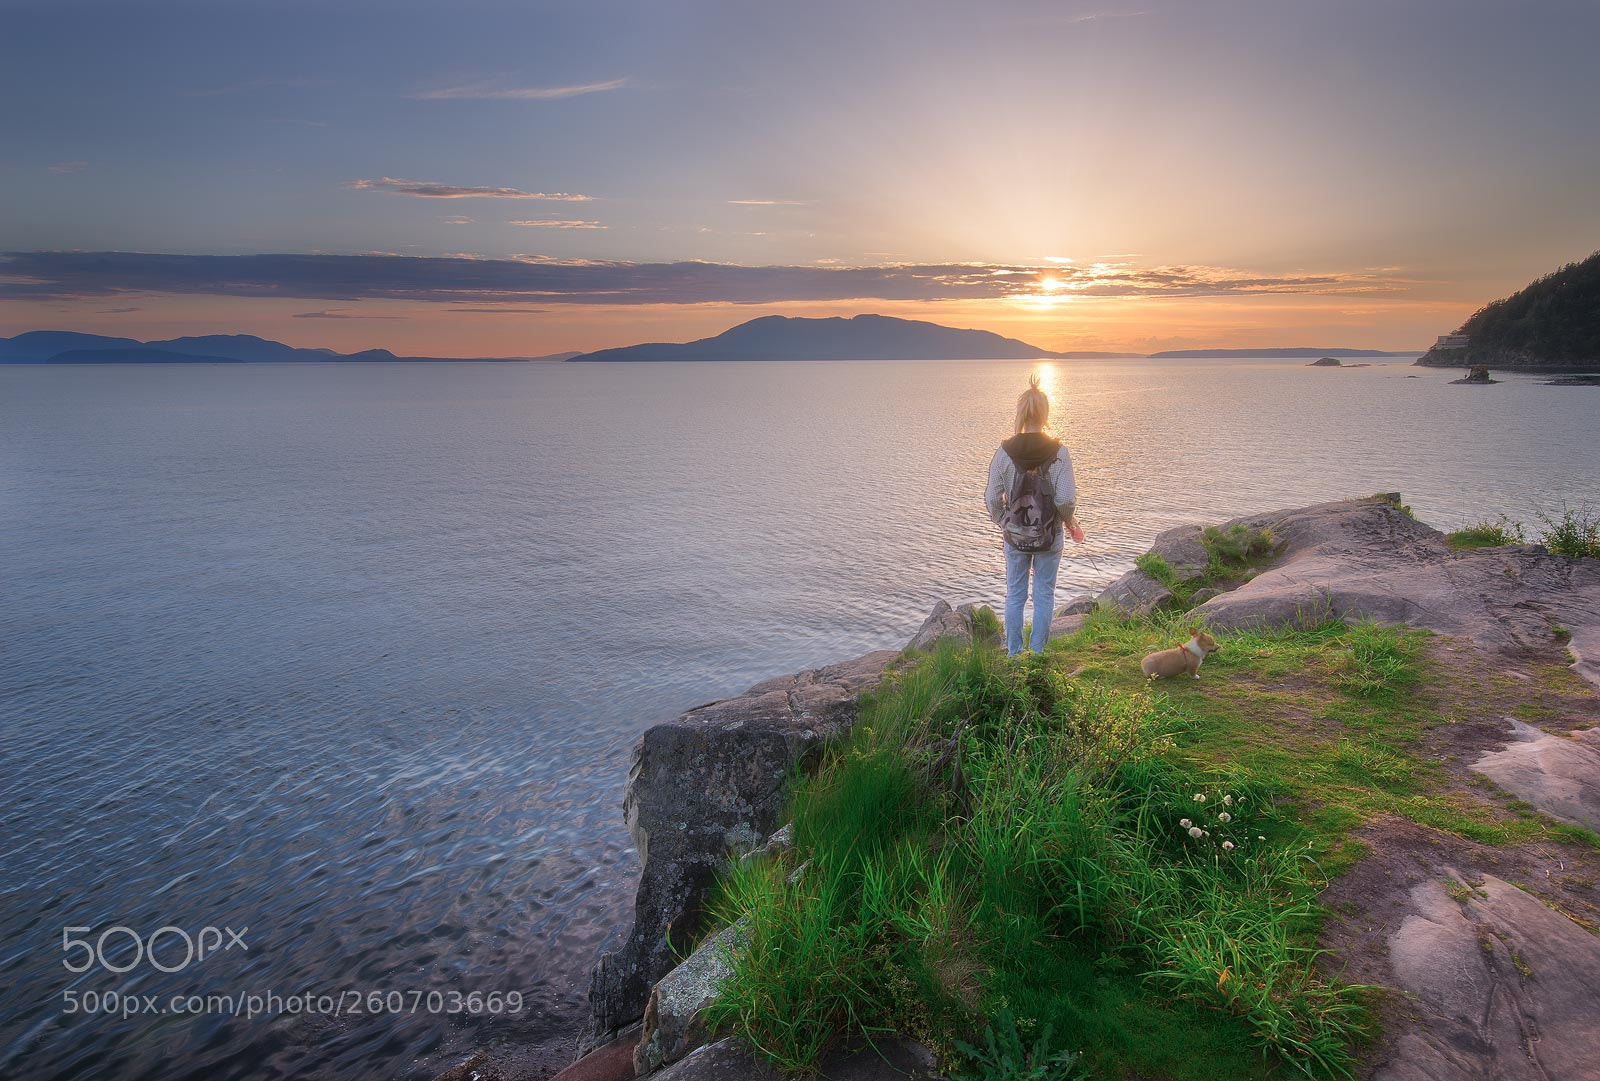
[
  {"xmin": 1193, "ymin": 793, "xmax": 1206, "ymax": 803},
  {"xmin": 1222, "ymin": 840, "xmax": 1235, "ymax": 851},
  {"xmin": 1258, "ymin": 835, "xmax": 1266, "ymax": 841},
  {"xmin": 1218, "ymin": 812, "xmax": 1232, "ymax": 823},
  {"xmin": 1180, "ymin": 818, "xmax": 1192, "ymax": 829},
  {"xmin": 1188, "ymin": 826, "xmax": 1203, "ymax": 839},
  {"xmin": 1223, "ymin": 794, "xmax": 1234, "ymax": 806}
]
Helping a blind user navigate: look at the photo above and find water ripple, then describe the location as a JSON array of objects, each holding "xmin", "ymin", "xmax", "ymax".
[{"xmin": 2, "ymin": 358, "xmax": 1595, "ymax": 1079}]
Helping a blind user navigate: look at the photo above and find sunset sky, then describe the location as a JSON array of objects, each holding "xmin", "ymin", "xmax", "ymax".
[{"xmin": 4, "ymin": 0, "xmax": 1598, "ymax": 356}]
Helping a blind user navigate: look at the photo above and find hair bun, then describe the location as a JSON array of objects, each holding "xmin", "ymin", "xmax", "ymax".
[{"xmin": 1027, "ymin": 373, "xmax": 1041, "ymax": 390}]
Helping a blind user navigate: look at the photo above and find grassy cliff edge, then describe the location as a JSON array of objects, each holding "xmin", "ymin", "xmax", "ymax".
[{"xmin": 696, "ymin": 609, "xmax": 1600, "ymax": 1080}]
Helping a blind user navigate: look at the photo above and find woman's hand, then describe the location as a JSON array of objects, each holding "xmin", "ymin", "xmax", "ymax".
[{"xmin": 1068, "ymin": 519, "xmax": 1086, "ymax": 544}]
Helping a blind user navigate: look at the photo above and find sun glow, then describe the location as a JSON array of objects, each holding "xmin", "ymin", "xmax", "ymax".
[
  {"xmin": 1015, "ymin": 273, "xmax": 1071, "ymax": 308},
  {"xmin": 1033, "ymin": 363, "xmax": 1059, "ymax": 408}
]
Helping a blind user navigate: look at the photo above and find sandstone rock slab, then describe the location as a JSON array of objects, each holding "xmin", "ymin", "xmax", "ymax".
[
  {"xmin": 1471, "ymin": 721, "xmax": 1600, "ymax": 832},
  {"xmin": 1377, "ymin": 873, "xmax": 1600, "ymax": 1081},
  {"xmin": 1183, "ymin": 500, "xmax": 1600, "ymax": 680}
]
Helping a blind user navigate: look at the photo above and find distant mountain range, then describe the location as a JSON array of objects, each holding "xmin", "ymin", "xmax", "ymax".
[
  {"xmin": 0, "ymin": 323, "xmax": 1416, "ymax": 366},
  {"xmin": 0, "ymin": 331, "xmax": 531, "ymax": 364},
  {"xmin": 1146, "ymin": 347, "xmax": 1411, "ymax": 358},
  {"xmin": 1416, "ymin": 250, "xmax": 1600, "ymax": 371},
  {"xmin": 569, "ymin": 317, "xmax": 1413, "ymax": 361},
  {"xmin": 569, "ymin": 314, "xmax": 1085, "ymax": 361}
]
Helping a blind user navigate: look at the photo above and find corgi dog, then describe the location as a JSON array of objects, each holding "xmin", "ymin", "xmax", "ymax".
[{"xmin": 1141, "ymin": 628, "xmax": 1219, "ymax": 680}]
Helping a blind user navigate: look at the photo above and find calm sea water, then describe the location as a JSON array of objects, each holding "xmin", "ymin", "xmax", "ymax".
[{"xmin": 3, "ymin": 358, "xmax": 1597, "ymax": 1080}]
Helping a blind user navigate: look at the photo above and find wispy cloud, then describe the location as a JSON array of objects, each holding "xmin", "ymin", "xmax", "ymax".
[
  {"xmin": 292, "ymin": 308, "xmax": 401, "ymax": 319},
  {"xmin": 192, "ymin": 77, "xmax": 331, "ymax": 97},
  {"xmin": 442, "ymin": 215, "xmax": 476, "ymax": 225},
  {"xmin": 448, "ymin": 307, "xmax": 550, "ymax": 313},
  {"xmin": 727, "ymin": 199, "xmax": 809, "ymax": 206},
  {"xmin": 410, "ymin": 77, "xmax": 628, "ymax": 101},
  {"xmin": 508, "ymin": 219, "xmax": 606, "ymax": 229},
  {"xmin": 1061, "ymin": 11, "xmax": 1147, "ymax": 23},
  {"xmin": 0, "ymin": 251, "xmax": 1418, "ymax": 307},
  {"xmin": 347, "ymin": 177, "xmax": 592, "ymax": 200},
  {"xmin": 1024, "ymin": 9, "xmax": 1149, "ymax": 26},
  {"xmin": 49, "ymin": 161, "xmax": 88, "ymax": 173},
  {"xmin": 96, "ymin": 306, "xmax": 141, "ymax": 313}
]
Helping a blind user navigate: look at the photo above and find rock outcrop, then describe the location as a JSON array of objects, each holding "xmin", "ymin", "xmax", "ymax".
[
  {"xmin": 587, "ymin": 603, "xmax": 979, "ymax": 1043},
  {"xmin": 635, "ymin": 922, "xmax": 749, "ymax": 1075},
  {"xmin": 907, "ymin": 600, "xmax": 972, "ymax": 651},
  {"xmin": 1182, "ymin": 499, "xmax": 1600, "ymax": 669},
  {"xmin": 1094, "ymin": 518, "xmax": 1219, "ymax": 616},
  {"xmin": 585, "ymin": 649, "xmax": 898, "ymax": 1039},
  {"xmin": 577, "ymin": 497, "xmax": 1600, "ymax": 1078},
  {"xmin": 1449, "ymin": 364, "xmax": 1497, "ymax": 384}
]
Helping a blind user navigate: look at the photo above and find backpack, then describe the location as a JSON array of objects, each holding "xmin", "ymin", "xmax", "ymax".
[{"xmin": 1001, "ymin": 452, "xmax": 1060, "ymax": 552}]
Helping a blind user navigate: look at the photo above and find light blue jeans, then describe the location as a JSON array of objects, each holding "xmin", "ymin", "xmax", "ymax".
[{"xmin": 1004, "ymin": 543, "xmax": 1062, "ymax": 655}]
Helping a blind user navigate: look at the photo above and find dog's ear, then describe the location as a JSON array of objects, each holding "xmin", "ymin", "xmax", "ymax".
[{"xmin": 1188, "ymin": 625, "xmax": 1198, "ymax": 636}]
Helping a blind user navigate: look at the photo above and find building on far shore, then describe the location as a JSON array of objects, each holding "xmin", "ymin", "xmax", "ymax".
[{"xmin": 1435, "ymin": 333, "xmax": 1470, "ymax": 349}]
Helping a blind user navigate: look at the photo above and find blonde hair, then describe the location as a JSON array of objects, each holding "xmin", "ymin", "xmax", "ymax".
[{"xmin": 1014, "ymin": 374, "xmax": 1050, "ymax": 434}]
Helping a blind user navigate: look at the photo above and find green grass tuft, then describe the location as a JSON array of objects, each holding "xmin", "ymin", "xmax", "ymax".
[
  {"xmin": 1446, "ymin": 516, "xmax": 1525, "ymax": 550},
  {"xmin": 1534, "ymin": 503, "xmax": 1600, "ymax": 559},
  {"xmin": 707, "ymin": 634, "xmax": 1386, "ymax": 1079},
  {"xmin": 1134, "ymin": 525, "xmax": 1281, "ymax": 610}
]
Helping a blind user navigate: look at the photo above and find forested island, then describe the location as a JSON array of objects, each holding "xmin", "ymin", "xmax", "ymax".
[{"xmin": 1417, "ymin": 250, "xmax": 1600, "ymax": 371}]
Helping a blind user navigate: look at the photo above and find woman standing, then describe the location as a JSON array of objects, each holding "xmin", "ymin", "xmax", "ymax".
[{"xmin": 984, "ymin": 375, "xmax": 1084, "ymax": 656}]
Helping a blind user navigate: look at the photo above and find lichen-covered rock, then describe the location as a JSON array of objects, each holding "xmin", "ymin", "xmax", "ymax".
[
  {"xmin": 635, "ymin": 922, "xmax": 749, "ymax": 1075},
  {"xmin": 955, "ymin": 602, "xmax": 1001, "ymax": 647},
  {"xmin": 1146, "ymin": 523, "xmax": 1212, "ymax": 580},
  {"xmin": 1096, "ymin": 520, "xmax": 1226, "ymax": 615},
  {"xmin": 1570, "ymin": 625, "xmax": 1600, "ymax": 689},
  {"xmin": 586, "ymin": 649, "xmax": 897, "ymax": 1041},
  {"xmin": 907, "ymin": 600, "xmax": 972, "ymax": 651},
  {"xmin": 1096, "ymin": 569, "xmax": 1172, "ymax": 616},
  {"xmin": 1048, "ymin": 611, "xmax": 1086, "ymax": 638},
  {"xmin": 1056, "ymin": 594, "xmax": 1098, "ymax": 616}
]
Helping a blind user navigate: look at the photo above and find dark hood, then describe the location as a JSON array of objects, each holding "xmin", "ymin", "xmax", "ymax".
[{"xmin": 1001, "ymin": 432, "xmax": 1061, "ymax": 470}]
